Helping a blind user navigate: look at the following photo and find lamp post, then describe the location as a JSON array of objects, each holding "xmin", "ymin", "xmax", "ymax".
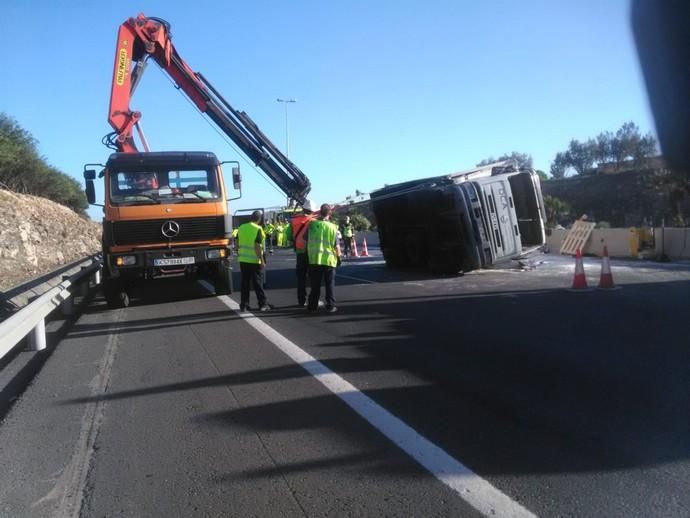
[{"xmin": 276, "ymin": 98, "xmax": 296, "ymax": 158}]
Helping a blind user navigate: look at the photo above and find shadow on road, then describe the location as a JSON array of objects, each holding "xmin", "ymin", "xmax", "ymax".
[{"xmin": 62, "ymin": 272, "xmax": 690, "ymax": 480}]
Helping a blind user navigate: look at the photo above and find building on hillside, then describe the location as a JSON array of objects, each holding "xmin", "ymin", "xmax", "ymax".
[{"xmin": 596, "ymin": 155, "xmax": 665, "ymax": 174}]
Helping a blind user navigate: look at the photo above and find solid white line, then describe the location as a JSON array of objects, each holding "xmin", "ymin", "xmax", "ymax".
[{"xmin": 217, "ymin": 294, "xmax": 536, "ymax": 518}]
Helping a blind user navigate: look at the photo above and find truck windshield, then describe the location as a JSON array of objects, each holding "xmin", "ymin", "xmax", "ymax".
[{"xmin": 109, "ymin": 168, "xmax": 221, "ymax": 205}]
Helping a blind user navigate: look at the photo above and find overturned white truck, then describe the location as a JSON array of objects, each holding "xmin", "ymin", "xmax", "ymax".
[{"xmin": 370, "ymin": 161, "xmax": 546, "ymax": 273}]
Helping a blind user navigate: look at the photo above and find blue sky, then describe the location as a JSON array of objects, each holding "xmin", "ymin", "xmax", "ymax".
[{"xmin": 2, "ymin": 0, "xmax": 654, "ymax": 220}]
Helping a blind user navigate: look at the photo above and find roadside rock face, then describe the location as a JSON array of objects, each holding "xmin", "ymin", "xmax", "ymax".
[{"xmin": 0, "ymin": 189, "xmax": 101, "ymax": 291}]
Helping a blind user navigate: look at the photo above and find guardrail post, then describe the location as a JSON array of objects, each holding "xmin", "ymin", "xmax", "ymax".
[
  {"xmin": 61, "ymin": 275, "xmax": 74, "ymax": 315},
  {"xmin": 62, "ymin": 294, "xmax": 74, "ymax": 316},
  {"xmin": 79, "ymin": 267, "xmax": 90, "ymax": 297},
  {"xmin": 27, "ymin": 318, "xmax": 47, "ymax": 351}
]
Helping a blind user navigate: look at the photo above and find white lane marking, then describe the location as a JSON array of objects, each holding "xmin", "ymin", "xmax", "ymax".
[
  {"xmin": 336, "ymin": 273, "xmax": 377, "ymax": 284},
  {"xmin": 216, "ymin": 294, "xmax": 536, "ymax": 518}
]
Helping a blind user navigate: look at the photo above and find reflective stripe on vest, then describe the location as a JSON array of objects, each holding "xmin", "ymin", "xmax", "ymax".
[
  {"xmin": 307, "ymin": 219, "xmax": 338, "ymax": 267},
  {"xmin": 237, "ymin": 222, "xmax": 263, "ymax": 264}
]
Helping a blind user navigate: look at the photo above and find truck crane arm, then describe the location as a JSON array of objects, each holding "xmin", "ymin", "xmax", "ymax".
[{"xmin": 107, "ymin": 13, "xmax": 311, "ymax": 204}]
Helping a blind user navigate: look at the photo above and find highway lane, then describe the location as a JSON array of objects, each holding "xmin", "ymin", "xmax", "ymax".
[{"xmin": 1, "ymin": 248, "xmax": 689, "ymax": 517}]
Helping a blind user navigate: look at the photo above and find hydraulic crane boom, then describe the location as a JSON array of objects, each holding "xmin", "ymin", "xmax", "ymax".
[{"xmin": 107, "ymin": 13, "xmax": 311, "ymax": 204}]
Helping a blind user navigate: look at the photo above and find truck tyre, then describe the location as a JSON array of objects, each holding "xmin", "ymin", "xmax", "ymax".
[
  {"xmin": 104, "ymin": 278, "xmax": 130, "ymax": 308},
  {"xmin": 213, "ymin": 260, "xmax": 233, "ymax": 295}
]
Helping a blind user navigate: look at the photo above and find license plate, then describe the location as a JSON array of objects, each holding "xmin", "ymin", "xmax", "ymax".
[{"xmin": 153, "ymin": 257, "xmax": 195, "ymax": 266}]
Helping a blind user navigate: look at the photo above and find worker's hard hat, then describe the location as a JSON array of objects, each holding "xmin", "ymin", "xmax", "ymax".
[{"xmin": 302, "ymin": 199, "xmax": 318, "ymax": 212}]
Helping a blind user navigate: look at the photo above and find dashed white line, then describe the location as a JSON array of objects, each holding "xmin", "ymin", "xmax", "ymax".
[{"xmin": 215, "ymin": 292, "xmax": 537, "ymax": 518}]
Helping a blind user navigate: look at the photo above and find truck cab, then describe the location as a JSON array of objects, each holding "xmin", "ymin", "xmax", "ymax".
[{"xmin": 86, "ymin": 151, "xmax": 234, "ymax": 307}]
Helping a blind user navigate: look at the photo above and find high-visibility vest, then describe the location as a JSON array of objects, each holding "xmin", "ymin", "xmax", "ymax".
[
  {"xmin": 264, "ymin": 223, "xmax": 275, "ymax": 236},
  {"xmin": 307, "ymin": 219, "xmax": 338, "ymax": 267},
  {"xmin": 343, "ymin": 223, "xmax": 354, "ymax": 238},
  {"xmin": 237, "ymin": 222, "xmax": 264, "ymax": 264},
  {"xmin": 291, "ymin": 214, "xmax": 316, "ymax": 253}
]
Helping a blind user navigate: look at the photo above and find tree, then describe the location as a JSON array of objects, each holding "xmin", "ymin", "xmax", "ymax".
[
  {"xmin": 550, "ymin": 152, "xmax": 568, "ymax": 178},
  {"xmin": 477, "ymin": 151, "xmax": 533, "ymax": 169},
  {"xmin": 609, "ymin": 121, "xmax": 657, "ymax": 170},
  {"xmin": 565, "ymin": 139, "xmax": 597, "ymax": 175},
  {"xmin": 535, "ymin": 170, "xmax": 548, "ymax": 182},
  {"xmin": 594, "ymin": 131, "xmax": 614, "ymax": 165},
  {"xmin": 543, "ymin": 195, "xmax": 571, "ymax": 228},
  {"xmin": 0, "ymin": 113, "xmax": 87, "ymax": 214}
]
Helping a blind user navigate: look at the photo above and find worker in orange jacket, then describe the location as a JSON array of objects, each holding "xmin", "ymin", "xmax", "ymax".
[{"xmin": 286, "ymin": 200, "xmax": 318, "ymax": 306}]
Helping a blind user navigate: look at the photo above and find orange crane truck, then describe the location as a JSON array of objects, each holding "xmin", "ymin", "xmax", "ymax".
[{"xmin": 83, "ymin": 14, "xmax": 311, "ymax": 307}]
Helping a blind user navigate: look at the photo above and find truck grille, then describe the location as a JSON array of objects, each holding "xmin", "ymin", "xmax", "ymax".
[{"xmin": 112, "ymin": 216, "xmax": 224, "ymax": 245}]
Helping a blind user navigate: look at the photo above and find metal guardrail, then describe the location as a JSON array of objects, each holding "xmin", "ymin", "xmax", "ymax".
[{"xmin": 0, "ymin": 257, "xmax": 102, "ymax": 361}]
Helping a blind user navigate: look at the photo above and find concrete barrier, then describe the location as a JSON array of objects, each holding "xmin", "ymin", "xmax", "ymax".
[
  {"xmin": 655, "ymin": 227, "xmax": 690, "ymax": 260},
  {"xmin": 358, "ymin": 230, "xmax": 380, "ymax": 247},
  {"xmin": 547, "ymin": 226, "xmax": 690, "ymax": 259}
]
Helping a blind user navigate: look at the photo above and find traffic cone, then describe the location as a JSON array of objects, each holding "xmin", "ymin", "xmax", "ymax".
[
  {"xmin": 351, "ymin": 238, "xmax": 359, "ymax": 257},
  {"xmin": 360, "ymin": 236, "xmax": 369, "ymax": 257},
  {"xmin": 571, "ymin": 248, "xmax": 588, "ymax": 289},
  {"xmin": 598, "ymin": 246, "xmax": 615, "ymax": 289}
]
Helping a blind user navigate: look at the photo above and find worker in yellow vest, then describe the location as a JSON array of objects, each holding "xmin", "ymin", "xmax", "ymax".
[
  {"xmin": 237, "ymin": 210, "xmax": 268, "ymax": 312},
  {"xmin": 264, "ymin": 220, "xmax": 275, "ymax": 254},
  {"xmin": 306, "ymin": 203, "xmax": 342, "ymax": 313},
  {"xmin": 341, "ymin": 216, "xmax": 355, "ymax": 257}
]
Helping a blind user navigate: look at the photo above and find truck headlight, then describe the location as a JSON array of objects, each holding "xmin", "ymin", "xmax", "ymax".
[
  {"xmin": 115, "ymin": 255, "xmax": 136, "ymax": 266},
  {"xmin": 207, "ymin": 249, "xmax": 226, "ymax": 259}
]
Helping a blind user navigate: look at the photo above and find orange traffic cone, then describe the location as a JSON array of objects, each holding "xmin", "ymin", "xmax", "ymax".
[
  {"xmin": 360, "ymin": 236, "xmax": 369, "ymax": 257},
  {"xmin": 351, "ymin": 238, "xmax": 359, "ymax": 257},
  {"xmin": 571, "ymin": 248, "xmax": 588, "ymax": 289},
  {"xmin": 598, "ymin": 246, "xmax": 615, "ymax": 289}
]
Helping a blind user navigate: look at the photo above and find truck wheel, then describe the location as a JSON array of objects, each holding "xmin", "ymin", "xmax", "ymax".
[
  {"xmin": 104, "ymin": 279, "xmax": 130, "ymax": 308},
  {"xmin": 213, "ymin": 261, "xmax": 233, "ymax": 295}
]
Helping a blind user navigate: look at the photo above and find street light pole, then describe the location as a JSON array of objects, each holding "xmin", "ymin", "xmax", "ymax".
[{"xmin": 276, "ymin": 98, "xmax": 296, "ymax": 158}]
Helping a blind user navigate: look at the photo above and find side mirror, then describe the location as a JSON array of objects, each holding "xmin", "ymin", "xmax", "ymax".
[
  {"xmin": 232, "ymin": 166, "xmax": 241, "ymax": 189},
  {"xmin": 221, "ymin": 160, "xmax": 242, "ymax": 201},
  {"xmin": 85, "ymin": 179, "xmax": 96, "ymax": 205},
  {"xmin": 84, "ymin": 169, "xmax": 96, "ymax": 180}
]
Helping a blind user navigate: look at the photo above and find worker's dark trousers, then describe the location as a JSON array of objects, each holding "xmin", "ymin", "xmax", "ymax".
[
  {"xmin": 308, "ymin": 265, "xmax": 335, "ymax": 310},
  {"xmin": 240, "ymin": 262, "xmax": 266, "ymax": 307},
  {"xmin": 296, "ymin": 252, "xmax": 309, "ymax": 305},
  {"xmin": 343, "ymin": 237, "xmax": 353, "ymax": 256}
]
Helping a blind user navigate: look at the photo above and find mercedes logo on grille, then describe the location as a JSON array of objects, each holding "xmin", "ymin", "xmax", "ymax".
[{"xmin": 161, "ymin": 220, "xmax": 180, "ymax": 238}]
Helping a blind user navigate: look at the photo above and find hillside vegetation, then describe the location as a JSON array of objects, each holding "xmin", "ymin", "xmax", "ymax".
[{"xmin": 0, "ymin": 113, "xmax": 87, "ymax": 215}]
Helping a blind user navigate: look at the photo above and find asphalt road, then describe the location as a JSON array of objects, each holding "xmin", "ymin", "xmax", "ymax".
[{"xmin": 1, "ymin": 248, "xmax": 689, "ymax": 517}]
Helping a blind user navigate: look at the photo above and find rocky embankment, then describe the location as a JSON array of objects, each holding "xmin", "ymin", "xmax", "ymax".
[{"xmin": 0, "ymin": 189, "xmax": 101, "ymax": 291}]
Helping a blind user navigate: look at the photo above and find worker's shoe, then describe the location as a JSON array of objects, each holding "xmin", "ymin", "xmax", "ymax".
[
  {"xmin": 326, "ymin": 306, "xmax": 338, "ymax": 313},
  {"xmin": 239, "ymin": 304, "xmax": 250, "ymax": 312},
  {"xmin": 259, "ymin": 305, "xmax": 269, "ymax": 312}
]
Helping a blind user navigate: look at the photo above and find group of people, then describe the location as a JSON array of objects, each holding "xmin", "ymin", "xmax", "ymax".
[
  {"xmin": 263, "ymin": 217, "xmax": 291, "ymax": 252},
  {"xmin": 235, "ymin": 202, "xmax": 342, "ymax": 313}
]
